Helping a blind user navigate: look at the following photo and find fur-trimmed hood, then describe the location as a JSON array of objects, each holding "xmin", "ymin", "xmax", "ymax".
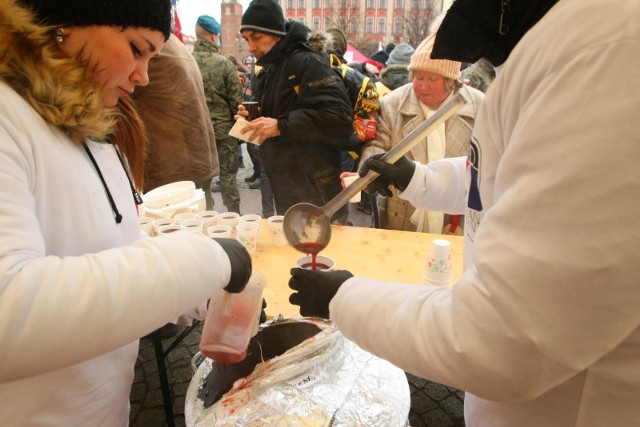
[{"xmin": 0, "ymin": 0, "xmax": 116, "ymax": 142}]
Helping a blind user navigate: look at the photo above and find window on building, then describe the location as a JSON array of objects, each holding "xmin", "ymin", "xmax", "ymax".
[
  {"xmin": 298, "ymin": 0, "xmax": 305, "ymax": 9},
  {"xmin": 313, "ymin": 17, "xmax": 320, "ymax": 30},
  {"xmin": 324, "ymin": 0, "xmax": 332, "ymax": 6},
  {"xmin": 378, "ymin": 17, "xmax": 385, "ymax": 34},
  {"xmin": 314, "ymin": 0, "xmax": 320, "ymax": 7},
  {"xmin": 288, "ymin": 0, "xmax": 294, "ymax": 8},
  {"xmin": 395, "ymin": 0, "xmax": 403, "ymax": 9},
  {"xmin": 298, "ymin": 17, "xmax": 306, "ymax": 25},
  {"xmin": 350, "ymin": 18, "xmax": 358, "ymax": 33},
  {"xmin": 393, "ymin": 17, "xmax": 402, "ymax": 34},
  {"xmin": 324, "ymin": 17, "xmax": 331, "ymax": 29},
  {"xmin": 379, "ymin": 0, "xmax": 387, "ymax": 8},
  {"xmin": 412, "ymin": 0, "xmax": 419, "ymax": 9},
  {"xmin": 366, "ymin": 0, "xmax": 375, "ymax": 9},
  {"xmin": 366, "ymin": 17, "xmax": 374, "ymax": 33},
  {"xmin": 340, "ymin": 0, "xmax": 348, "ymax": 8}
]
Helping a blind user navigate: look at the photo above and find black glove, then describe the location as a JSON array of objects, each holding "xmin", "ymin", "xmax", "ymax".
[
  {"xmin": 358, "ymin": 153, "xmax": 416, "ymax": 197},
  {"xmin": 260, "ymin": 298, "xmax": 267, "ymax": 323},
  {"xmin": 212, "ymin": 238, "xmax": 252, "ymax": 293},
  {"xmin": 289, "ymin": 268, "xmax": 353, "ymax": 318}
]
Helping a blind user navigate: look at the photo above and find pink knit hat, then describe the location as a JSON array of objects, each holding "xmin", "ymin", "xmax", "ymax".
[{"xmin": 408, "ymin": 33, "xmax": 461, "ymax": 80}]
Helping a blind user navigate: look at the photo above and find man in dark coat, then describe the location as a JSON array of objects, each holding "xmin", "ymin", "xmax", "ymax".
[{"xmin": 238, "ymin": 0, "xmax": 353, "ymax": 218}]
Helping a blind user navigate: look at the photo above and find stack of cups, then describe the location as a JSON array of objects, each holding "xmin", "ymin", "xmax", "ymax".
[{"xmin": 422, "ymin": 239, "xmax": 452, "ymax": 287}]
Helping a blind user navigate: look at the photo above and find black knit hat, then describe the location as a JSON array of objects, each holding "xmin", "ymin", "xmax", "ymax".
[
  {"xmin": 19, "ymin": 0, "xmax": 173, "ymax": 40},
  {"xmin": 240, "ymin": 0, "xmax": 287, "ymax": 37}
]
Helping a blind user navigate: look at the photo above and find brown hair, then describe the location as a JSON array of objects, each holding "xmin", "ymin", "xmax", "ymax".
[{"xmin": 110, "ymin": 96, "xmax": 147, "ymax": 191}]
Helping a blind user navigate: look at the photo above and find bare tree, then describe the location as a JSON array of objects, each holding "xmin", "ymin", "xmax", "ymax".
[{"xmin": 403, "ymin": 0, "xmax": 436, "ymax": 47}]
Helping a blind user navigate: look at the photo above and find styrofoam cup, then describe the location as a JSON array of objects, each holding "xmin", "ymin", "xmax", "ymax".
[
  {"xmin": 296, "ymin": 255, "xmax": 336, "ymax": 271},
  {"xmin": 422, "ymin": 239, "xmax": 452, "ymax": 286},
  {"xmin": 267, "ymin": 215, "xmax": 287, "ymax": 246},
  {"xmin": 236, "ymin": 222, "xmax": 260, "ymax": 255},
  {"xmin": 207, "ymin": 224, "xmax": 232, "ymax": 239},
  {"xmin": 196, "ymin": 210, "xmax": 219, "ymax": 228}
]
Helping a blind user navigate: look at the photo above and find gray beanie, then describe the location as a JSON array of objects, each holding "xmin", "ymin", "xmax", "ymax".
[{"xmin": 387, "ymin": 43, "xmax": 415, "ymax": 66}]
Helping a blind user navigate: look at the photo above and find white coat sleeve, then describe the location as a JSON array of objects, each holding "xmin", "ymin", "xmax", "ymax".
[{"xmin": 400, "ymin": 156, "xmax": 467, "ymax": 214}]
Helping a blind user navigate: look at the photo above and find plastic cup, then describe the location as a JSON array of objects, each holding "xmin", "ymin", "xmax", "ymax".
[
  {"xmin": 199, "ymin": 271, "xmax": 266, "ymax": 363},
  {"xmin": 342, "ymin": 175, "xmax": 361, "ymax": 203},
  {"xmin": 157, "ymin": 224, "xmax": 182, "ymax": 235},
  {"xmin": 236, "ymin": 222, "xmax": 260, "ymax": 255},
  {"xmin": 239, "ymin": 214, "xmax": 262, "ymax": 232},
  {"xmin": 267, "ymin": 215, "xmax": 287, "ymax": 246},
  {"xmin": 218, "ymin": 212, "xmax": 240, "ymax": 237},
  {"xmin": 196, "ymin": 210, "xmax": 219, "ymax": 229},
  {"xmin": 152, "ymin": 217, "xmax": 175, "ymax": 235},
  {"xmin": 138, "ymin": 216, "xmax": 155, "ymax": 237},
  {"xmin": 207, "ymin": 224, "xmax": 232, "ymax": 238},
  {"xmin": 422, "ymin": 239, "xmax": 452, "ymax": 286},
  {"xmin": 174, "ymin": 212, "xmax": 197, "ymax": 225},
  {"xmin": 181, "ymin": 218, "xmax": 205, "ymax": 234},
  {"xmin": 296, "ymin": 255, "xmax": 336, "ymax": 271}
]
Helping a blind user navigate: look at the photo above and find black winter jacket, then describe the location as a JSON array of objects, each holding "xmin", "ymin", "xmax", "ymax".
[{"xmin": 253, "ymin": 22, "xmax": 353, "ymax": 217}]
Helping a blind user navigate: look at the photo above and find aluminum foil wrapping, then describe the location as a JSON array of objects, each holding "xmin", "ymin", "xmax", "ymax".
[{"xmin": 185, "ymin": 317, "xmax": 410, "ymax": 426}]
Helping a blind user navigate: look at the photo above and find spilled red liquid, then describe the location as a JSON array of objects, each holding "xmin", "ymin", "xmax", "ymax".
[{"xmin": 294, "ymin": 242, "xmax": 323, "ymax": 270}]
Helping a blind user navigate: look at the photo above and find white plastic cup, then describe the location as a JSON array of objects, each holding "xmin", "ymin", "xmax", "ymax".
[
  {"xmin": 342, "ymin": 175, "xmax": 361, "ymax": 203},
  {"xmin": 196, "ymin": 210, "xmax": 219, "ymax": 229},
  {"xmin": 207, "ymin": 224, "xmax": 232, "ymax": 239},
  {"xmin": 138, "ymin": 216, "xmax": 155, "ymax": 237},
  {"xmin": 157, "ymin": 224, "xmax": 182, "ymax": 235},
  {"xmin": 152, "ymin": 217, "xmax": 175, "ymax": 235},
  {"xmin": 239, "ymin": 214, "xmax": 262, "ymax": 231},
  {"xmin": 174, "ymin": 212, "xmax": 197, "ymax": 225},
  {"xmin": 217, "ymin": 212, "xmax": 240, "ymax": 237},
  {"xmin": 267, "ymin": 215, "xmax": 287, "ymax": 246},
  {"xmin": 236, "ymin": 222, "xmax": 260, "ymax": 255},
  {"xmin": 296, "ymin": 255, "xmax": 336, "ymax": 271},
  {"xmin": 199, "ymin": 271, "xmax": 266, "ymax": 363},
  {"xmin": 422, "ymin": 239, "xmax": 452, "ymax": 286},
  {"xmin": 180, "ymin": 218, "xmax": 205, "ymax": 233}
]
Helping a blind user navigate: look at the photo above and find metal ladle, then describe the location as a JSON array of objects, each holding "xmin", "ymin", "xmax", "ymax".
[{"xmin": 283, "ymin": 94, "xmax": 465, "ymax": 254}]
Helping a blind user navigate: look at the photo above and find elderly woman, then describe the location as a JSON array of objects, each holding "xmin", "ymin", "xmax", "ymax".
[
  {"xmin": 0, "ymin": 0, "xmax": 251, "ymax": 424},
  {"xmin": 360, "ymin": 33, "xmax": 484, "ymax": 233}
]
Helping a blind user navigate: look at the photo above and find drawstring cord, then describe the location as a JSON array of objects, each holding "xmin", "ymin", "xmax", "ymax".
[{"xmin": 82, "ymin": 142, "xmax": 141, "ymax": 224}]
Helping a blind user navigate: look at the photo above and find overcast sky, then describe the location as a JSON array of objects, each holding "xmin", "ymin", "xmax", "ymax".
[{"xmin": 177, "ymin": 0, "xmax": 252, "ymax": 37}]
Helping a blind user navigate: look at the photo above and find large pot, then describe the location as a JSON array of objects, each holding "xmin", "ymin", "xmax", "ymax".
[{"xmin": 186, "ymin": 316, "xmax": 410, "ymax": 426}]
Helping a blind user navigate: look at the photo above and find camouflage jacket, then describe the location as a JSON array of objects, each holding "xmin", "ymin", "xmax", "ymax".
[{"xmin": 192, "ymin": 40, "xmax": 243, "ymax": 139}]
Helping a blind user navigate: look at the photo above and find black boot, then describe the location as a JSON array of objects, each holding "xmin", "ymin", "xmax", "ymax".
[{"xmin": 244, "ymin": 173, "xmax": 259, "ymax": 183}]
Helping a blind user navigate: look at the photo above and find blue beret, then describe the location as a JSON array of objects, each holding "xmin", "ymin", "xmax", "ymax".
[{"xmin": 197, "ymin": 15, "xmax": 220, "ymax": 34}]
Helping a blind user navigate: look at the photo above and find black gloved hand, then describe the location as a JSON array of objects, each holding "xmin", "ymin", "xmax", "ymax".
[
  {"xmin": 260, "ymin": 298, "xmax": 268, "ymax": 323},
  {"xmin": 289, "ymin": 268, "xmax": 354, "ymax": 318},
  {"xmin": 212, "ymin": 238, "xmax": 252, "ymax": 293},
  {"xmin": 359, "ymin": 153, "xmax": 416, "ymax": 197}
]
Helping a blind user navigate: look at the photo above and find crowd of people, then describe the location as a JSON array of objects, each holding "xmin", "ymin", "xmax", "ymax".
[{"xmin": 2, "ymin": 0, "xmax": 638, "ymax": 425}]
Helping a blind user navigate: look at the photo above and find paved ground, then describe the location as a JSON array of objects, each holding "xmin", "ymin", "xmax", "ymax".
[{"xmin": 129, "ymin": 145, "xmax": 465, "ymax": 426}]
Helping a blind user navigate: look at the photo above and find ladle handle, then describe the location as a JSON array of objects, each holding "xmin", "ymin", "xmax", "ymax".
[{"xmin": 323, "ymin": 94, "xmax": 466, "ymax": 217}]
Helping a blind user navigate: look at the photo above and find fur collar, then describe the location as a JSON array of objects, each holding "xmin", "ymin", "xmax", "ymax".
[{"xmin": 0, "ymin": 0, "xmax": 117, "ymax": 142}]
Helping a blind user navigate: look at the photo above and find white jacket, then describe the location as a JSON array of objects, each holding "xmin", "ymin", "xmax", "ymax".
[
  {"xmin": 0, "ymin": 81, "xmax": 233, "ymax": 424},
  {"xmin": 330, "ymin": 0, "xmax": 640, "ymax": 425}
]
